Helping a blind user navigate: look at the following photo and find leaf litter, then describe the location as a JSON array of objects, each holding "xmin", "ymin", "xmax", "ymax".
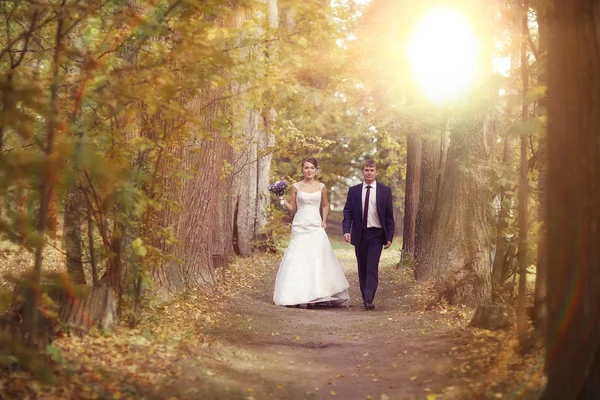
[{"xmin": 1, "ymin": 243, "xmax": 546, "ymax": 399}]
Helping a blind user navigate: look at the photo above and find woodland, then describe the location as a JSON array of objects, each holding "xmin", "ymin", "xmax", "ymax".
[{"xmin": 0, "ymin": 0, "xmax": 598, "ymax": 399}]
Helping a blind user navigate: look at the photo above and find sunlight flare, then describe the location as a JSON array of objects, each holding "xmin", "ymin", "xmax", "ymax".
[{"xmin": 407, "ymin": 7, "xmax": 480, "ymax": 103}]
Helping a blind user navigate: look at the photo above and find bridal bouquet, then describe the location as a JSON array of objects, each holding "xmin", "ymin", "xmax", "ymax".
[{"xmin": 268, "ymin": 180, "xmax": 289, "ymax": 210}]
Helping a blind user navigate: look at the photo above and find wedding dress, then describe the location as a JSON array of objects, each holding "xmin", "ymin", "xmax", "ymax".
[{"xmin": 273, "ymin": 182, "xmax": 350, "ymax": 307}]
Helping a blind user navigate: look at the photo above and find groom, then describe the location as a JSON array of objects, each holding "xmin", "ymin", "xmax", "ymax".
[{"xmin": 342, "ymin": 160, "xmax": 395, "ymax": 311}]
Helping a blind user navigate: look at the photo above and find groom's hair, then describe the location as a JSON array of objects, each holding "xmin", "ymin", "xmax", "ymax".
[{"xmin": 362, "ymin": 159, "xmax": 377, "ymax": 170}]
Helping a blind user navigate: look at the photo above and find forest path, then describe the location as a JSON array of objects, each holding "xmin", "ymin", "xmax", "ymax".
[{"xmin": 165, "ymin": 244, "xmax": 490, "ymax": 400}]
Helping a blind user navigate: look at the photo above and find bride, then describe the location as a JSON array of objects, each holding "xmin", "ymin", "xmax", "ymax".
[{"xmin": 273, "ymin": 157, "xmax": 350, "ymax": 308}]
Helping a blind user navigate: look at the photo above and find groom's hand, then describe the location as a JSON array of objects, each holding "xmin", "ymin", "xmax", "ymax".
[
  {"xmin": 383, "ymin": 241, "xmax": 391, "ymax": 249},
  {"xmin": 343, "ymin": 233, "xmax": 351, "ymax": 243}
]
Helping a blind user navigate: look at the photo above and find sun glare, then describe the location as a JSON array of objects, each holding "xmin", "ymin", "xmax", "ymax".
[{"xmin": 407, "ymin": 7, "xmax": 480, "ymax": 104}]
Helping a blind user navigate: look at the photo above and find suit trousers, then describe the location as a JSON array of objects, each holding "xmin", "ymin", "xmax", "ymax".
[{"xmin": 355, "ymin": 227, "xmax": 385, "ymax": 303}]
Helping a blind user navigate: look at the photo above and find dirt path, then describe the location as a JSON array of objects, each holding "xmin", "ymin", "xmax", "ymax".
[
  {"xmin": 160, "ymin": 245, "xmax": 509, "ymax": 400},
  {"xmin": 0, "ymin": 236, "xmax": 545, "ymax": 399}
]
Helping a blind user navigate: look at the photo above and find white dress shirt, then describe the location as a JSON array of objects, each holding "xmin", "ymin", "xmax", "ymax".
[{"xmin": 362, "ymin": 181, "xmax": 382, "ymax": 228}]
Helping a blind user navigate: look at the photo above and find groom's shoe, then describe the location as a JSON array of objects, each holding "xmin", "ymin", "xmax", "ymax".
[{"xmin": 364, "ymin": 301, "xmax": 375, "ymax": 311}]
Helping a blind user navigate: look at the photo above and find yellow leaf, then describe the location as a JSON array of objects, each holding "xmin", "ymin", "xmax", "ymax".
[
  {"xmin": 296, "ymin": 336, "xmax": 301, "ymax": 341},
  {"xmin": 410, "ymin": 376, "xmax": 418, "ymax": 381},
  {"xmin": 426, "ymin": 395, "xmax": 437, "ymax": 400},
  {"xmin": 330, "ymin": 390, "xmax": 336, "ymax": 396}
]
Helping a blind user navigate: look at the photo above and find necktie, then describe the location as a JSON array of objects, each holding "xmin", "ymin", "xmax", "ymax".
[{"xmin": 363, "ymin": 185, "xmax": 371, "ymax": 228}]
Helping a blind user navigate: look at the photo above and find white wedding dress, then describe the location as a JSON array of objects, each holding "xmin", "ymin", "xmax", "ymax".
[{"xmin": 273, "ymin": 182, "xmax": 350, "ymax": 307}]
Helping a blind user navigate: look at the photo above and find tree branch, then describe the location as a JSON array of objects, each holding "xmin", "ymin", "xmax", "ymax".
[
  {"xmin": 0, "ymin": 12, "xmax": 57, "ymax": 61},
  {"xmin": 523, "ymin": 11, "xmax": 539, "ymax": 61}
]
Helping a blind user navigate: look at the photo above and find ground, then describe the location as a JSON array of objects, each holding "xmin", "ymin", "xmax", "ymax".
[
  {"xmin": 157, "ymin": 247, "xmax": 545, "ymax": 400},
  {"xmin": 0, "ymin": 223, "xmax": 546, "ymax": 400}
]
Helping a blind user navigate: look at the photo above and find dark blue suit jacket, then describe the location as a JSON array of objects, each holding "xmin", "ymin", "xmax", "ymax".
[{"xmin": 342, "ymin": 182, "xmax": 395, "ymax": 246}]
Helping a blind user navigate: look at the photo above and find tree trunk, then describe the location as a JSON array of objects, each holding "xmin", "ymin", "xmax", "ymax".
[
  {"xmin": 24, "ymin": 8, "xmax": 65, "ymax": 348},
  {"xmin": 255, "ymin": 110, "xmax": 275, "ymax": 235},
  {"xmin": 230, "ymin": 1, "xmax": 277, "ymax": 257},
  {"xmin": 469, "ymin": 304, "xmax": 515, "ymax": 331},
  {"xmin": 414, "ymin": 126, "xmax": 448, "ymax": 279},
  {"xmin": 533, "ymin": 7, "xmax": 548, "ymax": 333},
  {"xmin": 491, "ymin": 48, "xmax": 518, "ymax": 304},
  {"xmin": 516, "ymin": 3, "xmax": 530, "ymax": 347},
  {"xmin": 8, "ymin": 282, "xmax": 116, "ymax": 339},
  {"xmin": 63, "ymin": 185, "xmax": 86, "ymax": 285},
  {"xmin": 256, "ymin": 1, "xmax": 278, "ymax": 237},
  {"xmin": 401, "ymin": 130, "xmax": 422, "ymax": 261},
  {"xmin": 103, "ymin": 220, "xmax": 123, "ymax": 315},
  {"xmin": 153, "ymin": 123, "xmax": 233, "ymax": 292},
  {"xmin": 542, "ymin": 0, "xmax": 600, "ymax": 398},
  {"xmin": 56, "ymin": 286, "xmax": 117, "ymax": 335},
  {"xmin": 86, "ymin": 200, "xmax": 99, "ymax": 286},
  {"xmin": 420, "ymin": 119, "xmax": 494, "ymax": 306},
  {"xmin": 232, "ymin": 111, "xmax": 260, "ymax": 257},
  {"xmin": 151, "ymin": 8, "xmax": 242, "ymax": 293}
]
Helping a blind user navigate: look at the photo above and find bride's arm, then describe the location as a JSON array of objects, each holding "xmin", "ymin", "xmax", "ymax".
[
  {"xmin": 283, "ymin": 185, "xmax": 297, "ymax": 216},
  {"xmin": 321, "ymin": 185, "xmax": 329, "ymax": 228}
]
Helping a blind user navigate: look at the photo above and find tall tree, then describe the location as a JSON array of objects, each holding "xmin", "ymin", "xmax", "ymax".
[
  {"xmin": 491, "ymin": 45, "xmax": 518, "ymax": 303},
  {"xmin": 532, "ymin": 3, "xmax": 548, "ymax": 333},
  {"xmin": 63, "ymin": 186, "xmax": 86, "ymax": 285},
  {"xmin": 516, "ymin": 0, "xmax": 531, "ymax": 346},
  {"xmin": 419, "ymin": 118, "xmax": 494, "ymax": 305},
  {"xmin": 414, "ymin": 126, "xmax": 448, "ymax": 279},
  {"xmin": 229, "ymin": 0, "xmax": 277, "ymax": 257},
  {"xmin": 401, "ymin": 129, "xmax": 422, "ymax": 261},
  {"xmin": 542, "ymin": 0, "xmax": 600, "ymax": 397}
]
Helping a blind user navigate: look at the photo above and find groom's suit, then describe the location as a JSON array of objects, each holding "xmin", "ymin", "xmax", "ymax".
[{"xmin": 342, "ymin": 181, "xmax": 395, "ymax": 304}]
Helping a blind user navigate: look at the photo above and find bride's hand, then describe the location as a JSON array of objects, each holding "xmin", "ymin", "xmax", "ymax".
[{"xmin": 321, "ymin": 221, "xmax": 327, "ymax": 229}]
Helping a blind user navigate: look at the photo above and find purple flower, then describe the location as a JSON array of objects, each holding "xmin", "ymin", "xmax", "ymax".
[{"xmin": 268, "ymin": 180, "xmax": 289, "ymax": 197}]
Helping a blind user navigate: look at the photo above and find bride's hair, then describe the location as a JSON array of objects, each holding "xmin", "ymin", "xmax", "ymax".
[{"xmin": 301, "ymin": 157, "xmax": 319, "ymax": 170}]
